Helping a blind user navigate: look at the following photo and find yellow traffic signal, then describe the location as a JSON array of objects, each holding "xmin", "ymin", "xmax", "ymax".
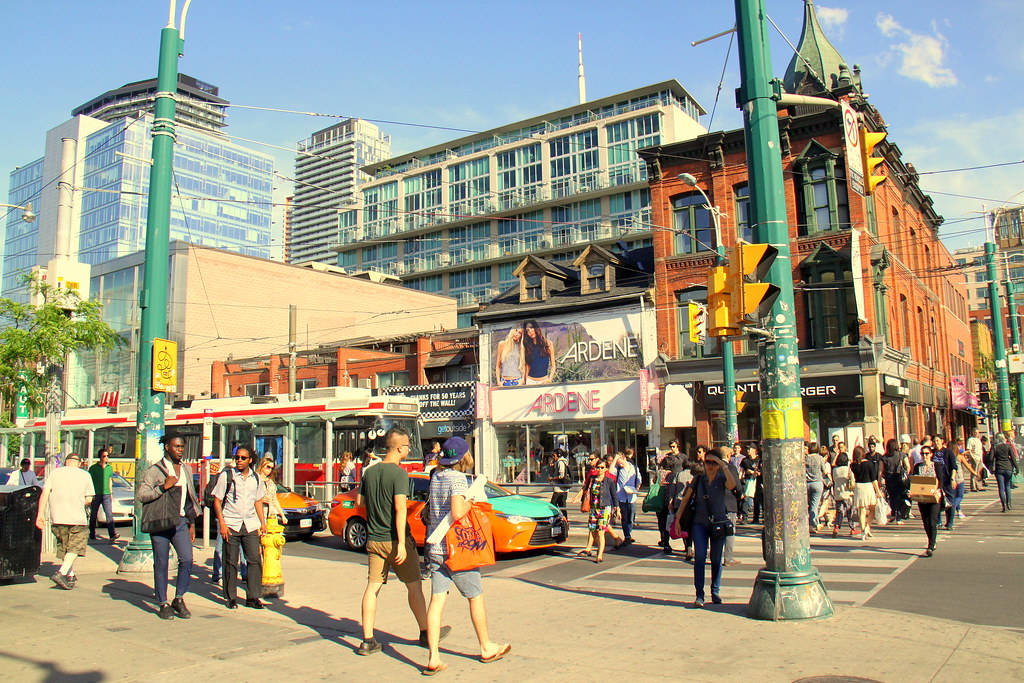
[
  {"xmin": 860, "ymin": 129, "xmax": 887, "ymax": 195},
  {"xmin": 687, "ymin": 301, "xmax": 707, "ymax": 344},
  {"xmin": 732, "ymin": 243, "xmax": 781, "ymax": 326},
  {"xmin": 735, "ymin": 390, "xmax": 747, "ymax": 413},
  {"xmin": 707, "ymin": 265, "xmax": 739, "ymax": 337}
]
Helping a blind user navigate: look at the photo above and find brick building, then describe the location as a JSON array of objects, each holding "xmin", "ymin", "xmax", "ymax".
[{"xmin": 638, "ymin": 1, "xmax": 973, "ymax": 450}]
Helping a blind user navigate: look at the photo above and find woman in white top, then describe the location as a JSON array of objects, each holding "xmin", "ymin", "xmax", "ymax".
[{"xmin": 494, "ymin": 327, "xmax": 525, "ymax": 386}]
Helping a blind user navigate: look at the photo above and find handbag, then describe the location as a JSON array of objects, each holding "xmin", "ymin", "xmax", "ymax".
[
  {"xmin": 709, "ymin": 518, "xmax": 735, "ymax": 539},
  {"xmin": 641, "ymin": 480, "xmax": 664, "ymax": 513},
  {"xmin": 580, "ymin": 490, "xmax": 591, "ymax": 513},
  {"xmin": 445, "ymin": 505, "xmax": 496, "ymax": 572},
  {"xmin": 140, "ymin": 464, "xmax": 180, "ymax": 534},
  {"xmin": 675, "ymin": 493, "xmax": 696, "ymax": 539}
]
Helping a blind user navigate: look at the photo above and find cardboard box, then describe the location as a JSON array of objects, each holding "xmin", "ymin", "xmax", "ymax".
[{"xmin": 909, "ymin": 475, "xmax": 941, "ymax": 503}]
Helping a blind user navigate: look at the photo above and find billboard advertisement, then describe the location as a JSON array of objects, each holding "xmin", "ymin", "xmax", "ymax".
[{"xmin": 488, "ymin": 309, "xmax": 651, "ymax": 388}]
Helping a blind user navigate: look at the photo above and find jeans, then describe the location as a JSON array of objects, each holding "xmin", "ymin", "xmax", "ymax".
[
  {"xmin": 550, "ymin": 491, "xmax": 567, "ymax": 519},
  {"xmin": 223, "ymin": 523, "xmax": 262, "ymax": 601},
  {"xmin": 618, "ymin": 501, "xmax": 635, "ymax": 540},
  {"xmin": 806, "ymin": 481, "xmax": 824, "ymax": 527},
  {"xmin": 833, "ymin": 499, "xmax": 854, "ymax": 530},
  {"xmin": 689, "ymin": 522, "xmax": 726, "ymax": 600},
  {"xmin": 917, "ymin": 501, "xmax": 940, "ymax": 550},
  {"xmin": 943, "ymin": 490, "xmax": 956, "ymax": 529},
  {"xmin": 995, "ymin": 470, "xmax": 1014, "ymax": 509},
  {"xmin": 151, "ymin": 516, "xmax": 193, "ymax": 605},
  {"xmin": 213, "ymin": 530, "xmax": 247, "ymax": 580},
  {"xmin": 655, "ymin": 508, "xmax": 670, "ymax": 547},
  {"xmin": 89, "ymin": 494, "xmax": 116, "ymax": 539},
  {"xmin": 952, "ymin": 482, "xmax": 965, "ymax": 513},
  {"xmin": 885, "ymin": 475, "xmax": 908, "ymax": 521}
]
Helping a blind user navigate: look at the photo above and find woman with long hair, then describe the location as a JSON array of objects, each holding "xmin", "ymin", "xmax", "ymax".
[
  {"xmin": 522, "ymin": 320, "xmax": 556, "ymax": 385},
  {"xmin": 830, "ymin": 451, "xmax": 855, "ymax": 537},
  {"xmin": 951, "ymin": 438, "xmax": 978, "ymax": 521},
  {"xmin": 494, "ymin": 326, "xmax": 525, "ymax": 386},
  {"xmin": 338, "ymin": 451, "xmax": 356, "ymax": 490},
  {"xmin": 574, "ymin": 457, "xmax": 619, "ymax": 563},
  {"xmin": 911, "ymin": 443, "xmax": 942, "ymax": 557},
  {"xmin": 257, "ymin": 456, "xmax": 288, "ymax": 526},
  {"xmin": 880, "ymin": 438, "xmax": 911, "ymax": 524},
  {"xmin": 805, "ymin": 444, "xmax": 827, "ymax": 531},
  {"xmin": 851, "ymin": 446, "xmax": 881, "ymax": 539}
]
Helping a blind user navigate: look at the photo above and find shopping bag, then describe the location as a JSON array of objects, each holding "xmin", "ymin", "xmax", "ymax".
[
  {"xmin": 641, "ymin": 480, "xmax": 664, "ymax": 513},
  {"xmin": 445, "ymin": 506, "xmax": 496, "ymax": 572},
  {"xmin": 874, "ymin": 497, "xmax": 890, "ymax": 527}
]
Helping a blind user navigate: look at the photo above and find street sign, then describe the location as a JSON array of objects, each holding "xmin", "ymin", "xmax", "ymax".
[
  {"xmin": 152, "ymin": 338, "xmax": 178, "ymax": 393},
  {"xmin": 841, "ymin": 100, "xmax": 864, "ymax": 196}
]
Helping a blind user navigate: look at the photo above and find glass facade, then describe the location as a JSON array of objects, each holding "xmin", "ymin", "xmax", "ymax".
[
  {"xmin": 2, "ymin": 158, "xmax": 44, "ymax": 298},
  {"xmin": 77, "ymin": 116, "xmax": 273, "ymax": 265}
]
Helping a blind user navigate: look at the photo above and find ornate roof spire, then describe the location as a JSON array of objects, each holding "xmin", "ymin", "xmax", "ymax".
[{"xmin": 783, "ymin": 0, "xmax": 849, "ymax": 95}]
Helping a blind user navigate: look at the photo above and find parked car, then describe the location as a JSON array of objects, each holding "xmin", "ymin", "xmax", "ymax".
[
  {"xmin": 95, "ymin": 472, "xmax": 135, "ymax": 524},
  {"xmin": 327, "ymin": 472, "xmax": 568, "ymax": 553},
  {"xmin": 192, "ymin": 473, "xmax": 326, "ymax": 540}
]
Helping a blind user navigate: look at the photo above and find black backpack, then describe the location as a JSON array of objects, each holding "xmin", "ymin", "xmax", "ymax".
[{"xmin": 203, "ymin": 468, "xmax": 235, "ymax": 509}]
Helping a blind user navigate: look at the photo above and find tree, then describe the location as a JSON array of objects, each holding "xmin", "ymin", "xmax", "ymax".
[{"xmin": 0, "ymin": 274, "xmax": 125, "ymax": 419}]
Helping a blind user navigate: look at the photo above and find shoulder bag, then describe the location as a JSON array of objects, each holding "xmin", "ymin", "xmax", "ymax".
[
  {"xmin": 704, "ymin": 476, "xmax": 735, "ymax": 539},
  {"xmin": 641, "ymin": 479, "xmax": 664, "ymax": 513},
  {"xmin": 140, "ymin": 463, "xmax": 181, "ymax": 534}
]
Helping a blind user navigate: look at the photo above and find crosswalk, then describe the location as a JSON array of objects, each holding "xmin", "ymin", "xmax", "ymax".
[{"xmin": 497, "ymin": 490, "xmax": 1001, "ymax": 607}]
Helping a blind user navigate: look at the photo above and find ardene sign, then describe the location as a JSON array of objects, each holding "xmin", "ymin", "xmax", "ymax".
[
  {"xmin": 527, "ymin": 389, "xmax": 601, "ymax": 416},
  {"xmin": 560, "ymin": 336, "xmax": 639, "ymax": 363}
]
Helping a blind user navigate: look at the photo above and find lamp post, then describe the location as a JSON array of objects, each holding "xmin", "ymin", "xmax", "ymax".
[
  {"xmin": 118, "ymin": 0, "xmax": 191, "ymax": 574},
  {"xmin": 0, "ymin": 202, "xmax": 37, "ymax": 223},
  {"xmin": 678, "ymin": 173, "xmax": 738, "ymax": 445}
]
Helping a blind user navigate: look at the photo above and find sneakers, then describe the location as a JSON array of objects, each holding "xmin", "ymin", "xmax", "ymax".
[
  {"xmin": 418, "ymin": 625, "xmax": 451, "ymax": 647},
  {"xmin": 50, "ymin": 573, "xmax": 73, "ymax": 590},
  {"xmin": 957, "ymin": 511, "xmax": 965, "ymax": 519},
  {"xmin": 357, "ymin": 638, "xmax": 383, "ymax": 656},
  {"xmin": 158, "ymin": 602, "xmax": 175, "ymax": 620},
  {"xmin": 711, "ymin": 594, "xmax": 723, "ymax": 604},
  {"xmin": 171, "ymin": 597, "xmax": 191, "ymax": 619},
  {"xmin": 693, "ymin": 597, "xmax": 705, "ymax": 608}
]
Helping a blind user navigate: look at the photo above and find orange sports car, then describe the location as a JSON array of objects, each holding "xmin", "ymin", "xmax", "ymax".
[{"xmin": 327, "ymin": 472, "xmax": 568, "ymax": 553}]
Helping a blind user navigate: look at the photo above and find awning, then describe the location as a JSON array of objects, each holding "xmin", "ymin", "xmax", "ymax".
[{"xmin": 425, "ymin": 353, "xmax": 463, "ymax": 368}]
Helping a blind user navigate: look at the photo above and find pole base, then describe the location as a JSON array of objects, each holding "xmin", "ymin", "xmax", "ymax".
[
  {"xmin": 747, "ymin": 568, "xmax": 833, "ymax": 621},
  {"xmin": 117, "ymin": 539, "xmax": 155, "ymax": 575},
  {"xmin": 262, "ymin": 582, "xmax": 284, "ymax": 599}
]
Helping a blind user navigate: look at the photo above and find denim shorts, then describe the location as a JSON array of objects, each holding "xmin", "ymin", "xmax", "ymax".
[{"xmin": 426, "ymin": 555, "xmax": 483, "ymax": 599}]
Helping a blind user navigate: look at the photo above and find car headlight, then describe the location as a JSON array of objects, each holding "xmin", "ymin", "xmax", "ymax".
[{"xmin": 494, "ymin": 513, "xmax": 533, "ymax": 524}]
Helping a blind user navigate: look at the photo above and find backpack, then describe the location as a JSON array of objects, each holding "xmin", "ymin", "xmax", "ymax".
[{"xmin": 203, "ymin": 468, "xmax": 235, "ymax": 509}]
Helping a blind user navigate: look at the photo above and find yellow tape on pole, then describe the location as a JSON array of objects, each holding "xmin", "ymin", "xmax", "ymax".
[{"xmin": 762, "ymin": 398, "xmax": 803, "ymax": 439}]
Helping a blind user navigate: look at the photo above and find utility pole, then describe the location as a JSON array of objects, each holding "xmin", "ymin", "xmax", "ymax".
[
  {"xmin": 1005, "ymin": 280, "xmax": 1024, "ymax": 413},
  {"xmin": 985, "ymin": 242, "xmax": 1012, "ymax": 435},
  {"xmin": 288, "ymin": 304, "xmax": 298, "ymax": 400},
  {"xmin": 118, "ymin": 2, "xmax": 188, "ymax": 573},
  {"xmin": 734, "ymin": 0, "xmax": 832, "ymax": 620}
]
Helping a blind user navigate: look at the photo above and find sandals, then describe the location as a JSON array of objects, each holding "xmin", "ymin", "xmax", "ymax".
[
  {"xmin": 575, "ymin": 550, "xmax": 593, "ymax": 557},
  {"xmin": 481, "ymin": 643, "xmax": 512, "ymax": 664},
  {"xmin": 421, "ymin": 663, "xmax": 448, "ymax": 676}
]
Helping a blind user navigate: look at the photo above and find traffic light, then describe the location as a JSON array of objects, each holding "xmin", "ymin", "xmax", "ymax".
[
  {"xmin": 734, "ymin": 390, "xmax": 747, "ymax": 413},
  {"xmin": 732, "ymin": 243, "xmax": 781, "ymax": 325},
  {"xmin": 707, "ymin": 265, "xmax": 740, "ymax": 337},
  {"xmin": 860, "ymin": 128, "xmax": 887, "ymax": 195},
  {"xmin": 687, "ymin": 301, "xmax": 708, "ymax": 344}
]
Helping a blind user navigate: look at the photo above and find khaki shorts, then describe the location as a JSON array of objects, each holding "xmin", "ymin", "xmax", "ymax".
[
  {"xmin": 366, "ymin": 536, "xmax": 420, "ymax": 584},
  {"xmin": 52, "ymin": 524, "xmax": 88, "ymax": 560}
]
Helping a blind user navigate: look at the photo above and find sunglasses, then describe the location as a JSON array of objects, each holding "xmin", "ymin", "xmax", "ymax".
[
  {"xmin": 597, "ymin": 466, "xmax": 607, "ymax": 470},
  {"xmin": 234, "ymin": 455, "xmax": 250, "ymax": 461}
]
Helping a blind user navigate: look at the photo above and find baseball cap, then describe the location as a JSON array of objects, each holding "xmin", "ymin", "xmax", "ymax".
[
  {"xmin": 64, "ymin": 453, "xmax": 81, "ymax": 463},
  {"xmin": 439, "ymin": 437, "xmax": 469, "ymax": 466}
]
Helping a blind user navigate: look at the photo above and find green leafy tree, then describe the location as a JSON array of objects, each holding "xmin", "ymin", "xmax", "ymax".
[{"xmin": 0, "ymin": 274, "xmax": 125, "ymax": 418}]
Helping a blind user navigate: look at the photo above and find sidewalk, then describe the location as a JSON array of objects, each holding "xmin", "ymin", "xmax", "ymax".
[{"xmin": 1, "ymin": 538, "xmax": 1021, "ymax": 682}]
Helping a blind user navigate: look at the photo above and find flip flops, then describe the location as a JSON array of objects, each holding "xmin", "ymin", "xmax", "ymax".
[
  {"xmin": 481, "ymin": 643, "xmax": 512, "ymax": 664},
  {"xmin": 421, "ymin": 663, "xmax": 447, "ymax": 676}
]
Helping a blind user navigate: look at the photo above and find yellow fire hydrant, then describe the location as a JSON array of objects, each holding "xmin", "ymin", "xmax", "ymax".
[{"xmin": 261, "ymin": 517, "xmax": 286, "ymax": 598}]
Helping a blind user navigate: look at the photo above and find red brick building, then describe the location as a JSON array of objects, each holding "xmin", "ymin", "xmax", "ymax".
[{"xmin": 638, "ymin": 1, "xmax": 973, "ymax": 450}]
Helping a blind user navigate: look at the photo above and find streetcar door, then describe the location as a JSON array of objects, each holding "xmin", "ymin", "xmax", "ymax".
[{"xmin": 254, "ymin": 435, "xmax": 284, "ymax": 466}]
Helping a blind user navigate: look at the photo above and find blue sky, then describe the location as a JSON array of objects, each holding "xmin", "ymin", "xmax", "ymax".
[{"xmin": 2, "ymin": 0, "xmax": 1021, "ymax": 255}]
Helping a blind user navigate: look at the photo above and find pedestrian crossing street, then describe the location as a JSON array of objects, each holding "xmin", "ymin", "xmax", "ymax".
[{"xmin": 534, "ymin": 491, "xmax": 1001, "ymax": 606}]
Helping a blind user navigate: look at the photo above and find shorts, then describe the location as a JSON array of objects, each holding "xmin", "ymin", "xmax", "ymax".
[
  {"xmin": 366, "ymin": 536, "xmax": 421, "ymax": 584},
  {"xmin": 52, "ymin": 524, "xmax": 88, "ymax": 559},
  {"xmin": 426, "ymin": 555, "xmax": 483, "ymax": 599}
]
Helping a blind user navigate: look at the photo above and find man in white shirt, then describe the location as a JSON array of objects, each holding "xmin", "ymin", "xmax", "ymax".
[
  {"xmin": 213, "ymin": 445, "xmax": 267, "ymax": 610},
  {"xmin": 966, "ymin": 430, "xmax": 985, "ymax": 491},
  {"xmin": 7, "ymin": 458, "xmax": 41, "ymax": 487},
  {"xmin": 35, "ymin": 453, "xmax": 94, "ymax": 589}
]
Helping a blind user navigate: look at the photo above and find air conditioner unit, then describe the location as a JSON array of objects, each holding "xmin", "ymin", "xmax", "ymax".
[{"xmin": 358, "ymin": 378, "xmax": 373, "ymax": 389}]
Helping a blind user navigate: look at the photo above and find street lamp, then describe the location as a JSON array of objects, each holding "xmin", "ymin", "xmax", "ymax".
[
  {"xmin": 677, "ymin": 173, "xmax": 738, "ymax": 445},
  {"xmin": 0, "ymin": 202, "xmax": 37, "ymax": 223}
]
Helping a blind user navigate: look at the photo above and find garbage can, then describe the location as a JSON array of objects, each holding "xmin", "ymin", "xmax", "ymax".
[{"xmin": 0, "ymin": 485, "xmax": 42, "ymax": 580}]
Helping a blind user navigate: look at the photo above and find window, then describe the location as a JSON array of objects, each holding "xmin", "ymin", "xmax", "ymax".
[
  {"xmin": 586, "ymin": 263, "xmax": 607, "ymax": 292},
  {"xmin": 803, "ymin": 256, "xmax": 858, "ymax": 349},
  {"xmin": 524, "ymin": 273, "xmax": 543, "ymax": 300},
  {"xmin": 899, "ymin": 294, "xmax": 912, "ymax": 351},
  {"xmin": 734, "ymin": 184, "xmax": 752, "ymax": 243},
  {"xmin": 795, "ymin": 146, "xmax": 850, "ymax": 235},
  {"xmin": 298, "ymin": 378, "xmax": 318, "ymax": 391},
  {"xmin": 672, "ymin": 194, "xmax": 713, "ymax": 255},
  {"xmin": 377, "ymin": 372, "xmax": 409, "ymax": 388},
  {"xmin": 244, "ymin": 383, "xmax": 270, "ymax": 397},
  {"xmin": 675, "ymin": 288, "xmax": 720, "ymax": 358}
]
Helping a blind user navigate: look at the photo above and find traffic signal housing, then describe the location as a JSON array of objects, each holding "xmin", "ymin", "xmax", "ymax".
[
  {"xmin": 707, "ymin": 265, "xmax": 740, "ymax": 337},
  {"xmin": 732, "ymin": 243, "xmax": 781, "ymax": 326},
  {"xmin": 734, "ymin": 390, "xmax": 747, "ymax": 413},
  {"xmin": 860, "ymin": 128, "xmax": 887, "ymax": 195}
]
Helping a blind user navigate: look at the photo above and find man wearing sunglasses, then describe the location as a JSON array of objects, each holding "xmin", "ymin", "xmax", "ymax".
[{"xmin": 212, "ymin": 445, "xmax": 268, "ymax": 610}]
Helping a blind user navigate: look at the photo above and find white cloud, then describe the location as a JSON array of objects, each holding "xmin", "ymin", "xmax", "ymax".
[
  {"xmin": 875, "ymin": 13, "xmax": 958, "ymax": 88},
  {"xmin": 816, "ymin": 6, "xmax": 849, "ymax": 39}
]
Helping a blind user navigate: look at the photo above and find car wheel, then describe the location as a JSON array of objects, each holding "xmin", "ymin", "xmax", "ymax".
[
  {"xmin": 294, "ymin": 532, "xmax": 314, "ymax": 541},
  {"xmin": 344, "ymin": 518, "xmax": 368, "ymax": 552}
]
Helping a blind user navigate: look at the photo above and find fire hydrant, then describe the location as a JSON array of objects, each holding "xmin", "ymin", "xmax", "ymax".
[{"xmin": 261, "ymin": 516, "xmax": 286, "ymax": 598}]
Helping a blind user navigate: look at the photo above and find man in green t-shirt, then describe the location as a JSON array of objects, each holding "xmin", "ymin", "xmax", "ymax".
[
  {"xmin": 356, "ymin": 426, "xmax": 441, "ymax": 656},
  {"xmin": 88, "ymin": 449, "xmax": 119, "ymax": 541}
]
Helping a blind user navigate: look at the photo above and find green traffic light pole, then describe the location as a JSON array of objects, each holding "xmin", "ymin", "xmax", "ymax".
[
  {"xmin": 678, "ymin": 173, "xmax": 739, "ymax": 444},
  {"xmin": 1004, "ymin": 280, "xmax": 1024, "ymax": 415},
  {"xmin": 735, "ymin": 0, "xmax": 832, "ymax": 620},
  {"xmin": 984, "ymin": 241, "xmax": 1013, "ymax": 438},
  {"xmin": 118, "ymin": 1, "xmax": 189, "ymax": 573}
]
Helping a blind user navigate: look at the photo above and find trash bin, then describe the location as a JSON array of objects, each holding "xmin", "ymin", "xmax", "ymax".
[{"xmin": 0, "ymin": 485, "xmax": 42, "ymax": 580}]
